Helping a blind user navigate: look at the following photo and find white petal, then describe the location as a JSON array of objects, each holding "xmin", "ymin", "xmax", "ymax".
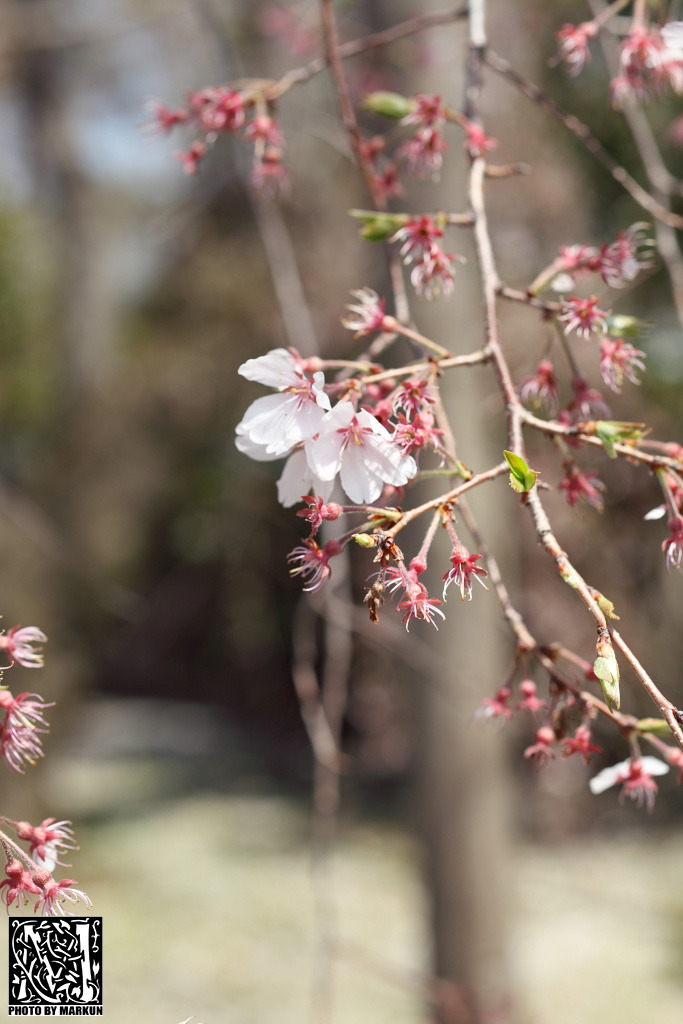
[
  {"xmin": 277, "ymin": 449, "xmax": 334, "ymax": 507},
  {"xmin": 588, "ymin": 755, "xmax": 669, "ymax": 795},
  {"xmin": 644, "ymin": 506, "xmax": 666, "ymax": 521},
  {"xmin": 588, "ymin": 758, "xmax": 630, "ymax": 794},
  {"xmin": 238, "ymin": 393, "xmax": 327, "ymax": 454},
  {"xmin": 551, "ymin": 273, "xmax": 574, "ymax": 293},
  {"xmin": 235, "ymin": 433, "xmax": 287, "ymax": 462},
  {"xmin": 639, "ymin": 756, "xmax": 670, "ymax": 777},
  {"xmin": 307, "ymin": 403, "xmax": 354, "ymax": 480},
  {"xmin": 311, "ymin": 372, "xmax": 331, "ymax": 411},
  {"xmin": 238, "ymin": 348, "xmax": 300, "ymax": 388},
  {"xmin": 355, "ymin": 407, "xmax": 392, "ymax": 441},
  {"xmin": 662, "ymin": 21, "xmax": 683, "ymax": 56},
  {"xmin": 340, "ymin": 450, "xmax": 382, "ymax": 504}
]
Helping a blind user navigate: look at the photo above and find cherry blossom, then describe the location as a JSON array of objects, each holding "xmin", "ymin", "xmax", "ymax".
[
  {"xmin": 558, "ymin": 296, "xmax": 608, "ymax": 339},
  {"xmin": 0, "ymin": 691, "xmax": 52, "ymax": 773},
  {"xmin": 341, "ymin": 288, "xmax": 388, "ymax": 336},
  {"xmin": 296, "ymin": 496, "xmax": 343, "ymax": 535},
  {"xmin": 559, "ymin": 725, "xmax": 602, "ymax": 764},
  {"xmin": 398, "ymin": 127, "xmax": 448, "ymax": 181},
  {"xmin": 410, "ymin": 246, "xmax": 460, "ymax": 299},
  {"xmin": 0, "ymin": 858, "xmax": 40, "ymax": 911},
  {"xmin": 559, "ymin": 464, "xmax": 606, "ymax": 512},
  {"xmin": 589, "ymin": 756, "xmax": 669, "ymax": 810},
  {"xmin": 307, "ymin": 401, "xmax": 417, "ymax": 505},
  {"xmin": 442, "ymin": 544, "xmax": 488, "ymax": 601},
  {"xmin": 516, "ymin": 680, "xmax": 547, "ymax": 714},
  {"xmin": 251, "ymin": 148, "xmax": 290, "ymax": 198},
  {"xmin": 401, "ymin": 94, "xmax": 447, "ymax": 129},
  {"xmin": 392, "ymin": 411, "xmax": 444, "ymax": 458},
  {"xmin": 554, "ymin": 22, "xmax": 596, "ymax": 77},
  {"xmin": 463, "ymin": 120, "xmax": 498, "ymax": 158},
  {"xmin": 524, "ymin": 725, "xmax": 556, "ymax": 765},
  {"xmin": 384, "ymin": 564, "xmax": 445, "ymax": 631},
  {"xmin": 31, "ymin": 868, "xmax": 92, "ymax": 917},
  {"xmin": 236, "ymin": 347, "xmax": 331, "ymax": 457},
  {"xmin": 599, "ymin": 337, "xmax": 646, "ymax": 392},
  {"xmin": 287, "ymin": 539, "xmax": 343, "ymax": 592},
  {"xmin": 175, "ymin": 142, "xmax": 208, "ymax": 176},
  {"xmin": 566, "ymin": 376, "xmax": 611, "ymax": 421},
  {"xmin": 0, "ymin": 626, "xmax": 47, "ymax": 668},
  {"xmin": 15, "ymin": 818, "xmax": 77, "ymax": 871},
  {"xmin": 662, "ymin": 516, "xmax": 683, "ymax": 571},
  {"xmin": 599, "ymin": 222, "xmax": 655, "ymax": 287},
  {"xmin": 475, "ymin": 686, "xmax": 513, "ymax": 721},
  {"xmin": 391, "ymin": 216, "xmax": 444, "ymax": 264},
  {"xmin": 519, "ymin": 360, "xmax": 560, "ymax": 414},
  {"xmin": 392, "ymin": 378, "xmax": 436, "ymax": 418}
]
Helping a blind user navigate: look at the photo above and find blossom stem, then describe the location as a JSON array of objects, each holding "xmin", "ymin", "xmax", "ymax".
[
  {"xmin": 382, "ymin": 316, "xmax": 452, "ymax": 359},
  {"xmin": 591, "ymin": 0, "xmax": 633, "ymax": 31},
  {"xmin": 0, "ymin": 831, "xmax": 38, "ymax": 871},
  {"xmin": 497, "ymin": 285, "xmax": 560, "ymax": 314},
  {"xmin": 386, "ymin": 462, "xmax": 508, "ymax": 538},
  {"xmin": 360, "ymin": 349, "xmax": 491, "ymax": 386},
  {"xmin": 553, "ymin": 320, "xmax": 583, "ymax": 380},
  {"xmin": 415, "ymin": 509, "xmax": 443, "ymax": 566},
  {"xmin": 655, "ymin": 467, "xmax": 680, "ymax": 519}
]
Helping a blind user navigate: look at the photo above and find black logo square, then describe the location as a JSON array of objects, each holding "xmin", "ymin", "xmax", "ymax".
[{"xmin": 9, "ymin": 916, "xmax": 102, "ymax": 1013}]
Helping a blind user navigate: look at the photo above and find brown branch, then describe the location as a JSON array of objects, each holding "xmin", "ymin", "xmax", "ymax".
[{"xmin": 521, "ymin": 409, "xmax": 683, "ymax": 473}]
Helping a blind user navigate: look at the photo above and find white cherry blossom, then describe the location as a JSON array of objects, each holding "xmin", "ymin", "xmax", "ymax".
[
  {"xmin": 307, "ymin": 401, "xmax": 417, "ymax": 504},
  {"xmin": 588, "ymin": 755, "xmax": 669, "ymax": 794},
  {"xmin": 236, "ymin": 348, "xmax": 330, "ymax": 456}
]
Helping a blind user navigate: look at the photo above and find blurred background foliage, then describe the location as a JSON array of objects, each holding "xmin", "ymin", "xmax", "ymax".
[{"xmin": 0, "ymin": 0, "xmax": 682, "ymax": 1021}]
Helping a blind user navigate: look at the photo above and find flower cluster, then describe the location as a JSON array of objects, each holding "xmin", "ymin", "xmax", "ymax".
[
  {"xmin": 397, "ymin": 94, "xmax": 449, "ymax": 182},
  {"xmin": 235, "ymin": 346, "xmax": 417, "ymax": 507},
  {"xmin": 554, "ymin": 16, "xmax": 683, "ymax": 106},
  {"xmin": 611, "ymin": 26, "xmax": 683, "ymax": 107},
  {"xmin": 146, "ymin": 88, "xmax": 288, "ymax": 194},
  {"xmin": 0, "ymin": 625, "xmax": 50, "ymax": 773},
  {"xmin": 391, "ymin": 217, "xmax": 461, "ymax": 298},
  {"xmin": 0, "ymin": 855, "xmax": 91, "ymax": 916}
]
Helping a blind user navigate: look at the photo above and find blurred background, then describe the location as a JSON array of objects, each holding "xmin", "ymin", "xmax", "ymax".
[{"xmin": 0, "ymin": 0, "xmax": 682, "ymax": 1021}]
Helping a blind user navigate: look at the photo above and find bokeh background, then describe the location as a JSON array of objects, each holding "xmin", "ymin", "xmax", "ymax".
[{"xmin": 0, "ymin": 0, "xmax": 682, "ymax": 1021}]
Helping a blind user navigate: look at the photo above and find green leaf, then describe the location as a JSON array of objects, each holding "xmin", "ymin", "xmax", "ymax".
[
  {"xmin": 361, "ymin": 91, "xmax": 413, "ymax": 119},
  {"xmin": 360, "ymin": 218, "xmax": 401, "ymax": 241},
  {"xmin": 349, "ymin": 210, "xmax": 408, "ymax": 242},
  {"xmin": 593, "ymin": 652, "xmax": 620, "ymax": 711},
  {"xmin": 604, "ymin": 313, "xmax": 652, "ymax": 339},
  {"xmin": 636, "ymin": 718, "xmax": 671, "ymax": 735},
  {"xmin": 503, "ymin": 450, "xmax": 539, "ymax": 493},
  {"xmin": 593, "ymin": 421, "xmax": 646, "ymax": 459},
  {"xmin": 353, "ymin": 533, "xmax": 376, "ymax": 548}
]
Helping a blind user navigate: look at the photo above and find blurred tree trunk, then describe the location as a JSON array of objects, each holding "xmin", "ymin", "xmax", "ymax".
[{"xmin": 383, "ymin": 2, "xmax": 515, "ymax": 1020}]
